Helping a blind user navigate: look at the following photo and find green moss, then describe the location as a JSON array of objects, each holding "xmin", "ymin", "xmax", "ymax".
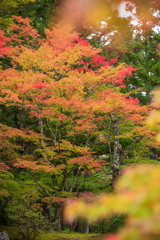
[{"xmin": 36, "ymin": 232, "xmax": 102, "ymax": 240}]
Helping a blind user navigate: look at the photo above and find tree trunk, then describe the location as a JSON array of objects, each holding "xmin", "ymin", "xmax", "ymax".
[
  {"xmin": 54, "ymin": 203, "xmax": 64, "ymax": 231},
  {"xmin": 70, "ymin": 218, "xmax": 78, "ymax": 232},
  {"xmin": 81, "ymin": 219, "xmax": 89, "ymax": 234},
  {"xmin": 43, "ymin": 205, "xmax": 52, "ymax": 222},
  {"xmin": 39, "ymin": 118, "xmax": 45, "ymax": 146},
  {"xmin": 47, "ymin": 208, "xmax": 52, "ymax": 222},
  {"xmin": 110, "ymin": 113, "xmax": 121, "ymax": 189}
]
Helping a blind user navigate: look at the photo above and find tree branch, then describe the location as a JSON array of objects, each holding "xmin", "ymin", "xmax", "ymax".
[{"xmin": 70, "ymin": 166, "xmax": 81, "ymax": 192}]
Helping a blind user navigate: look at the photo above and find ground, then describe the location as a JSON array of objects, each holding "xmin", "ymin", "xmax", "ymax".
[
  {"xmin": 36, "ymin": 232, "xmax": 106, "ymax": 240},
  {"xmin": 0, "ymin": 226, "xmax": 106, "ymax": 240}
]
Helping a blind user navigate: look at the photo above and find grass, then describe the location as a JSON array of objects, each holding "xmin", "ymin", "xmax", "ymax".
[
  {"xmin": 36, "ymin": 232, "xmax": 103, "ymax": 240},
  {"xmin": 0, "ymin": 226, "xmax": 104, "ymax": 240}
]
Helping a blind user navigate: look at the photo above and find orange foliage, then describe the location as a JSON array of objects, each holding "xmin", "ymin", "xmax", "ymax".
[{"xmin": 0, "ymin": 16, "xmax": 151, "ymax": 179}]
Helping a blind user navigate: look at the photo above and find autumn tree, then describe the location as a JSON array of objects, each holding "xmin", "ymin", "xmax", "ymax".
[
  {"xmin": 0, "ymin": 16, "xmax": 151, "ymax": 231},
  {"xmin": 0, "ymin": 16, "xmax": 148, "ymax": 183}
]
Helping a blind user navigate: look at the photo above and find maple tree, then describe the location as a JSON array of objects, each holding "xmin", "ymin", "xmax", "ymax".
[{"xmin": 0, "ymin": 16, "xmax": 153, "ymax": 233}]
